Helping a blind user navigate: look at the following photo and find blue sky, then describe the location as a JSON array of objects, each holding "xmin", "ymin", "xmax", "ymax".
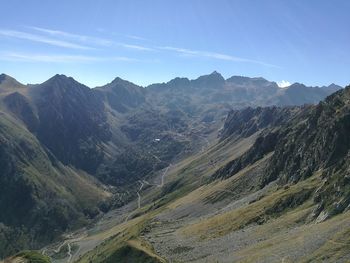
[{"xmin": 0, "ymin": 0, "xmax": 349, "ymax": 87}]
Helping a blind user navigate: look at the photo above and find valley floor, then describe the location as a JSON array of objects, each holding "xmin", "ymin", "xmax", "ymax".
[{"xmin": 40, "ymin": 133, "xmax": 350, "ymax": 263}]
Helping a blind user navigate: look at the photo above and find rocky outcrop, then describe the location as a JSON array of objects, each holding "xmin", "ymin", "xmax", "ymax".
[
  {"xmin": 217, "ymin": 86, "xmax": 350, "ymax": 220},
  {"xmin": 263, "ymin": 87, "xmax": 350, "ymax": 185},
  {"xmin": 220, "ymin": 106, "xmax": 301, "ymax": 139}
]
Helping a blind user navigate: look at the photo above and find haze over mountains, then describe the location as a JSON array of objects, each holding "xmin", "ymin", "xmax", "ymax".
[{"xmin": 0, "ymin": 71, "xmax": 348, "ymax": 262}]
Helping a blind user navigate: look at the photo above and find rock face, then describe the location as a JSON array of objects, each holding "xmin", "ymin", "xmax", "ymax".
[
  {"xmin": 263, "ymin": 87, "xmax": 350, "ymax": 217},
  {"xmin": 263, "ymin": 87, "xmax": 350, "ymax": 184},
  {"xmin": 220, "ymin": 106, "xmax": 301, "ymax": 139},
  {"xmin": 217, "ymin": 86, "xmax": 350, "ymax": 219},
  {"xmin": 34, "ymin": 75, "xmax": 111, "ymax": 173}
]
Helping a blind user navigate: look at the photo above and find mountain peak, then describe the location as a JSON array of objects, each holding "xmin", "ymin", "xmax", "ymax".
[
  {"xmin": 111, "ymin": 76, "xmax": 124, "ymax": 82},
  {"xmin": 226, "ymin": 75, "xmax": 271, "ymax": 86},
  {"xmin": 288, "ymin": 82, "xmax": 307, "ymax": 89},
  {"xmin": 50, "ymin": 74, "xmax": 71, "ymax": 81},
  {"xmin": 103, "ymin": 76, "xmax": 142, "ymax": 90},
  {"xmin": 0, "ymin": 73, "xmax": 16, "ymax": 83},
  {"xmin": 0, "ymin": 73, "xmax": 25, "ymax": 89},
  {"xmin": 44, "ymin": 74, "xmax": 82, "ymax": 87},
  {"xmin": 326, "ymin": 83, "xmax": 342, "ymax": 91},
  {"xmin": 38, "ymin": 74, "xmax": 90, "ymax": 95},
  {"xmin": 226, "ymin": 75, "xmax": 250, "ymax": 82},
  {"xmin": 208, "ymin": 71, "xmax": 224, "ymax": 79},
  {"xmin": 167, "ymin": 77, "xmax": 190, "ymax": 86},
  {"xmin": 210, "ymin": 70, "xmax": 221, "ymax": 76},
  {"xmin": 111, "ymin": 76, "xmax": 132, "ymax": 85},
  {"xmin": 192, "ymin": 71, "xmax": 225, "ymax": 87},
  {"xmin": 0, "ymin": 73, "xmax": 10, "ymax": 82}
]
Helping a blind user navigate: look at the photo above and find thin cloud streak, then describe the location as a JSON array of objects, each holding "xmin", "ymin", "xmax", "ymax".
[
  {"xmin": 0, "ymin": 52, "xmax": 139, "ymax": 63},
  {"xmin": 127, "ymin": 35, "xmax": 149, "ymax": 41},
  {"xmin": 118, "ymin": 43, "xmax": 154, "ymax": 51},
  {"xmin": 0, "ymin": 29, "xmax": 93, "ymax": 50},
  {"xmin": 28, "ymin": 26, "xmax": 113, "ymax": 46},
  {"xmin": 1, "ymin": 27, "xmax": 277, "ymax": 67},
  {"xmin": 158, "ymin": 46, "xmax": 279, "ymax": 68},
  {"xmin": 28, "ymin": 26, "xmax": 154, "ymax": 51}
]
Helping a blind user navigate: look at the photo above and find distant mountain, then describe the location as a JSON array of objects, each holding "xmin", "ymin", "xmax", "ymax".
[
  {"xmin": 322, "ymin": 83, "xmax": 343, "ymax": 93},
  {"xmin": 226, "ymin": 75, "xmax": 276, "ymax": 87},
  {"xmin": 94, "ymin": 77, "xmax": 145, "ymax": 113},
  {"xmin": 191, "ymin": 71, "xmax": 225, "ymax": 89},
  {"xmin": 147, "ymin": 72, "xmax": 341, "ymax": 115},
  {"xmin": 220, "ymin": 106, "xmax": 301, "ymax": 140},
  {"xmin": 273, "ymin": 83, "xmax": 336, "ymax": 106}
]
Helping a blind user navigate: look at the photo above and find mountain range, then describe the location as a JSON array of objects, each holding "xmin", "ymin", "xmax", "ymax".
[{"xmin": 0, "ymin": 71, "xmax": 348, "ymax": 262}]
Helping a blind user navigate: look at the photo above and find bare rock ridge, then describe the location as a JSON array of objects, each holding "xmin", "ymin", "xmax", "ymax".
[{"xmin": 217, "ymin": 86, "xmax": 350, "ymax": 220}]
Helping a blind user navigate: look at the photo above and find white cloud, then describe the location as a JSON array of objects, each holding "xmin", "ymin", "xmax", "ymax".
[
  {"xmin": 277, "ymin": 80, "xmax": 291, "ymax": 88},
  {"xmin": 0, "ymin": 29, "xmax": 93, "ymax": 50},
  {"xmin": 158, "ymin": 46, "xmax": 279, "ymax": 67}
]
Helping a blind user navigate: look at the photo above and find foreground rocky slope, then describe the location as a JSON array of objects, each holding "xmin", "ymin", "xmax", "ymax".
[{"xmin": 219, "ymin": 86, "xmax": 350, "ymax": 221}]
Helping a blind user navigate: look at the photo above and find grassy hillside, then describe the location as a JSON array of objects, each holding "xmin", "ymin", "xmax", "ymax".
[
  {"xmin": 3, "ymin": 251, "xmax": 51, "ymax": 263},
  {"xmin": 0, "ymin": 112, "xmax": 110, "ymax": 258}
]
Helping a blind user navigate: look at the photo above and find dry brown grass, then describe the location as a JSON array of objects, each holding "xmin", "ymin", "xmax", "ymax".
[
  {"xmin": 232, "ymin": 211, "xmax": 350, "ymax": 262},
  {"xmin": 127, "ymin": 238, "xmax": 167, "ymax": 263},
  {"xmin": 180, "ymin": 174, "xmax": 320, "ymax": 239}
]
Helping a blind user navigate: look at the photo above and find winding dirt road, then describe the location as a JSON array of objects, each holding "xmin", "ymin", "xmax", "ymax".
[
  {"xmin": 124, "ymin": 163, "xmax": 172, "ymax": 223},
  {"xmin": 42, "ymin": 232, "xmax": 86, "ymax": 263},
  {"xmin": 137, "ymin": 180, "xmax": 144, "ymax": 209}
]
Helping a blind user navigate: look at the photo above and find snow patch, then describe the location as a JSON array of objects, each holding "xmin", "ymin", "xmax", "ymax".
[{"xmin": 277, "ymin": 80, "xmax": 291, "ymax": 88}]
